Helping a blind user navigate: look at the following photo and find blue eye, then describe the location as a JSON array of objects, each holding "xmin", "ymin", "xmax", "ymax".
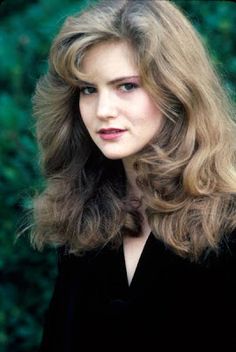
[
  {"xmin": 80, "ymin": 86, "xmax": 96, "ymax": 95},
  {"xmin": 120, "ymin": 83, "xmax": 138, "ymax": 92}
]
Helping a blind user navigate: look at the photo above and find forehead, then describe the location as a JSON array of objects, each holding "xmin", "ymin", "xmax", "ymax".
[{"xmin": 79, "ymin": 41, "xmax": 139, "ymax": 82}]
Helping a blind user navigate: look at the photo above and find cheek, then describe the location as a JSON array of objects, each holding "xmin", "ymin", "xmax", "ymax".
[
  {"xmin": 79, "ymin": 102, "xmax": 91, "ymax": 126},
  {"xmin": 144, "ymin": 98, "xmax": 163, "ymax": 125},
  {"xmin": 145, "ymin": 98, "xmax": 161, "ymax": 116},
  {"xmin": 79, "ymin": 99, "xmax": 85, "ymax": 116},
  {"xmin": 132, "ymin": 96, "xmax": 162, "ymax": 125}
]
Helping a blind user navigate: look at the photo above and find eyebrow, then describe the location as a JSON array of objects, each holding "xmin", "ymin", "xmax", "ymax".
[{"xmin": 78, "ymin": 75, "xmax": 140, "ymax": 86}]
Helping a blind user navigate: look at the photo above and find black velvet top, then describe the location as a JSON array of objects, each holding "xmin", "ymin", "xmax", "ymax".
[{"xmin": 39, "ymin": 231, "xmax": 236, "ymax": 351}]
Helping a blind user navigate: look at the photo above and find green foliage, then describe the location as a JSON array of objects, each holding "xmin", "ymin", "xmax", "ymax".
[
  {"xmin": 0, "ymin": 1, "xmax": 96, "ymax": 351},
  {"xmin": 0, "ymin": 0, "xmax": 235, "ymax": 351},
  {"xmin": 174, "ymin": 0, "xmax": 236, "ymax": 97}
]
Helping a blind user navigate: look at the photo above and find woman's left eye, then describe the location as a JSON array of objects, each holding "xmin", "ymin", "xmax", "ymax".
[{"xmin": 119, "ymin": 83, "xmax": 139, "ymax": 92}]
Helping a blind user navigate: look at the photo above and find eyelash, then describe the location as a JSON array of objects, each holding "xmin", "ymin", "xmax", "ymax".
[
  {"xmin": 79, "ymin": 82, "xmax": 139, "ymax": 96},
  {"xmin": 79, "ymin": 86, "xmax": 96, "ymax": 95},
  {"xmin": 120, "ymin": 82, "xmax": 139, "ymax": 92}
]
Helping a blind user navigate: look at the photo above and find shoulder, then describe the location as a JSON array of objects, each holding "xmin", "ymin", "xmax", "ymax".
[{"xmin": 56, "ymin": 244, "xmax": 114, "ymax": 275}]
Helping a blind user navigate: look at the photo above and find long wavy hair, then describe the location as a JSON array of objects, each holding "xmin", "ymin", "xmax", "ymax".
[{"xmin": 30, "ymin": 0, "xmax": 236, "ymax": 261}]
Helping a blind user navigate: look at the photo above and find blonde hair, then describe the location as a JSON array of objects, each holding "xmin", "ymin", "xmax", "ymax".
[{"xmin": 31, "ymin": 0, "xmax": 236, "ymax": 261}]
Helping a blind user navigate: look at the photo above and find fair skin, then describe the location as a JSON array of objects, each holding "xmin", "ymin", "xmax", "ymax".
[{"xmin": 79, "ymin": 41, "xmax": 163, "ymax": 285}]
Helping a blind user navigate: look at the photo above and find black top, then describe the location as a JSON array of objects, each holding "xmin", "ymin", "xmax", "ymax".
[{"xmin": 39, "ymin": 231, "xmax": 236, "ymax": 351}]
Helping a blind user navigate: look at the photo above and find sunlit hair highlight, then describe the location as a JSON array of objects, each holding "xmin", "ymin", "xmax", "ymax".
[{"xmin": 31, "ymin": 0, "xmax": 236, "ymax": 261}]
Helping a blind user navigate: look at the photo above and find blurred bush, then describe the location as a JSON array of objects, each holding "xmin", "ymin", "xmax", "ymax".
[
  {"xmin": 0, "ymin": 0, "xmax": 235, "ymax": 351},
  {"xmin": 0, "ymin": 1, "xmax": 95, "ymax": 351}
]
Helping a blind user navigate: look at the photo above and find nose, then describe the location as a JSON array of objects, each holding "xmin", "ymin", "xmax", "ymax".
[{"xmin": 96, "ymin": 90, "xmax": 118, "ymax": 120}]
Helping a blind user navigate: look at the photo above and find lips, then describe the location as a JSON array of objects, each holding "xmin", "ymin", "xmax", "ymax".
[
  {"xmin": 98, "ymin": 128, "xmax": 127, "ymax": 134},
  {"xmin": 97, "ymin": 128, "xmax": 127, "ymax": 140}
]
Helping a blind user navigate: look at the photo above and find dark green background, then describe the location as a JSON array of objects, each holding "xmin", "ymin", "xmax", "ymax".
[{"xmin": 0, "ymin": 0, "xmax": 235, "ymax": 351}]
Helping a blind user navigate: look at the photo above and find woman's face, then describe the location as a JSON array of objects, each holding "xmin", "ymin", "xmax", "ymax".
[{"xmin": 79, "ymin": 41, "xmax": 163, "ymax": 160}]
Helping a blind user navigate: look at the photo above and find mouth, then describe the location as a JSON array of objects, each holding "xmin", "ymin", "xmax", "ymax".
[
  {"xmin": 97, "ymin": 128, "xmax": 127, "ymax": 140},
  {"xmin": 98, "ymin": 128, "xmax": 127, "ymax": 134}
]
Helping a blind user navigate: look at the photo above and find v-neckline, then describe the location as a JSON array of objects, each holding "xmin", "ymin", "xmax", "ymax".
[{"xmin": 121, "ymin": 232, "xmax": 153, "ymax": 289}]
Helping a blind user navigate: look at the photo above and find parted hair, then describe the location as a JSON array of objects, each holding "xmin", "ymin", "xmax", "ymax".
[{"xmin": 30, "ymin": 0, "xmax": 236, "ymax": 261}]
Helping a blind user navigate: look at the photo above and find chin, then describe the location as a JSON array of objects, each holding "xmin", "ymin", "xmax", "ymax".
[
  {"xmin": 102, "ymin": 153, "xmax": 123, "ymax": 160},
  {"xmin": 97, "ymin": 144, "xmax": 137, "ymax": 160},
  {"xmin": 101, "ymin": 151, "xmax": 132, "ymax": 160},
  {"xmin": 103, "ymin": 153, "xmax": 135, "ymax": 160}
]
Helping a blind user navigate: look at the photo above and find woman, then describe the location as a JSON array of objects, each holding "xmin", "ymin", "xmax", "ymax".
[{"xmin": 32, "ymin": 0, "xmax": 236, "ymax": 350}]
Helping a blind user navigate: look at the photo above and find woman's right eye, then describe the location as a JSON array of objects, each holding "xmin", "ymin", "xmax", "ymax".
[{"xmin": 79, "ymin": 86, "xmax": 96, "ymax": 95}]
